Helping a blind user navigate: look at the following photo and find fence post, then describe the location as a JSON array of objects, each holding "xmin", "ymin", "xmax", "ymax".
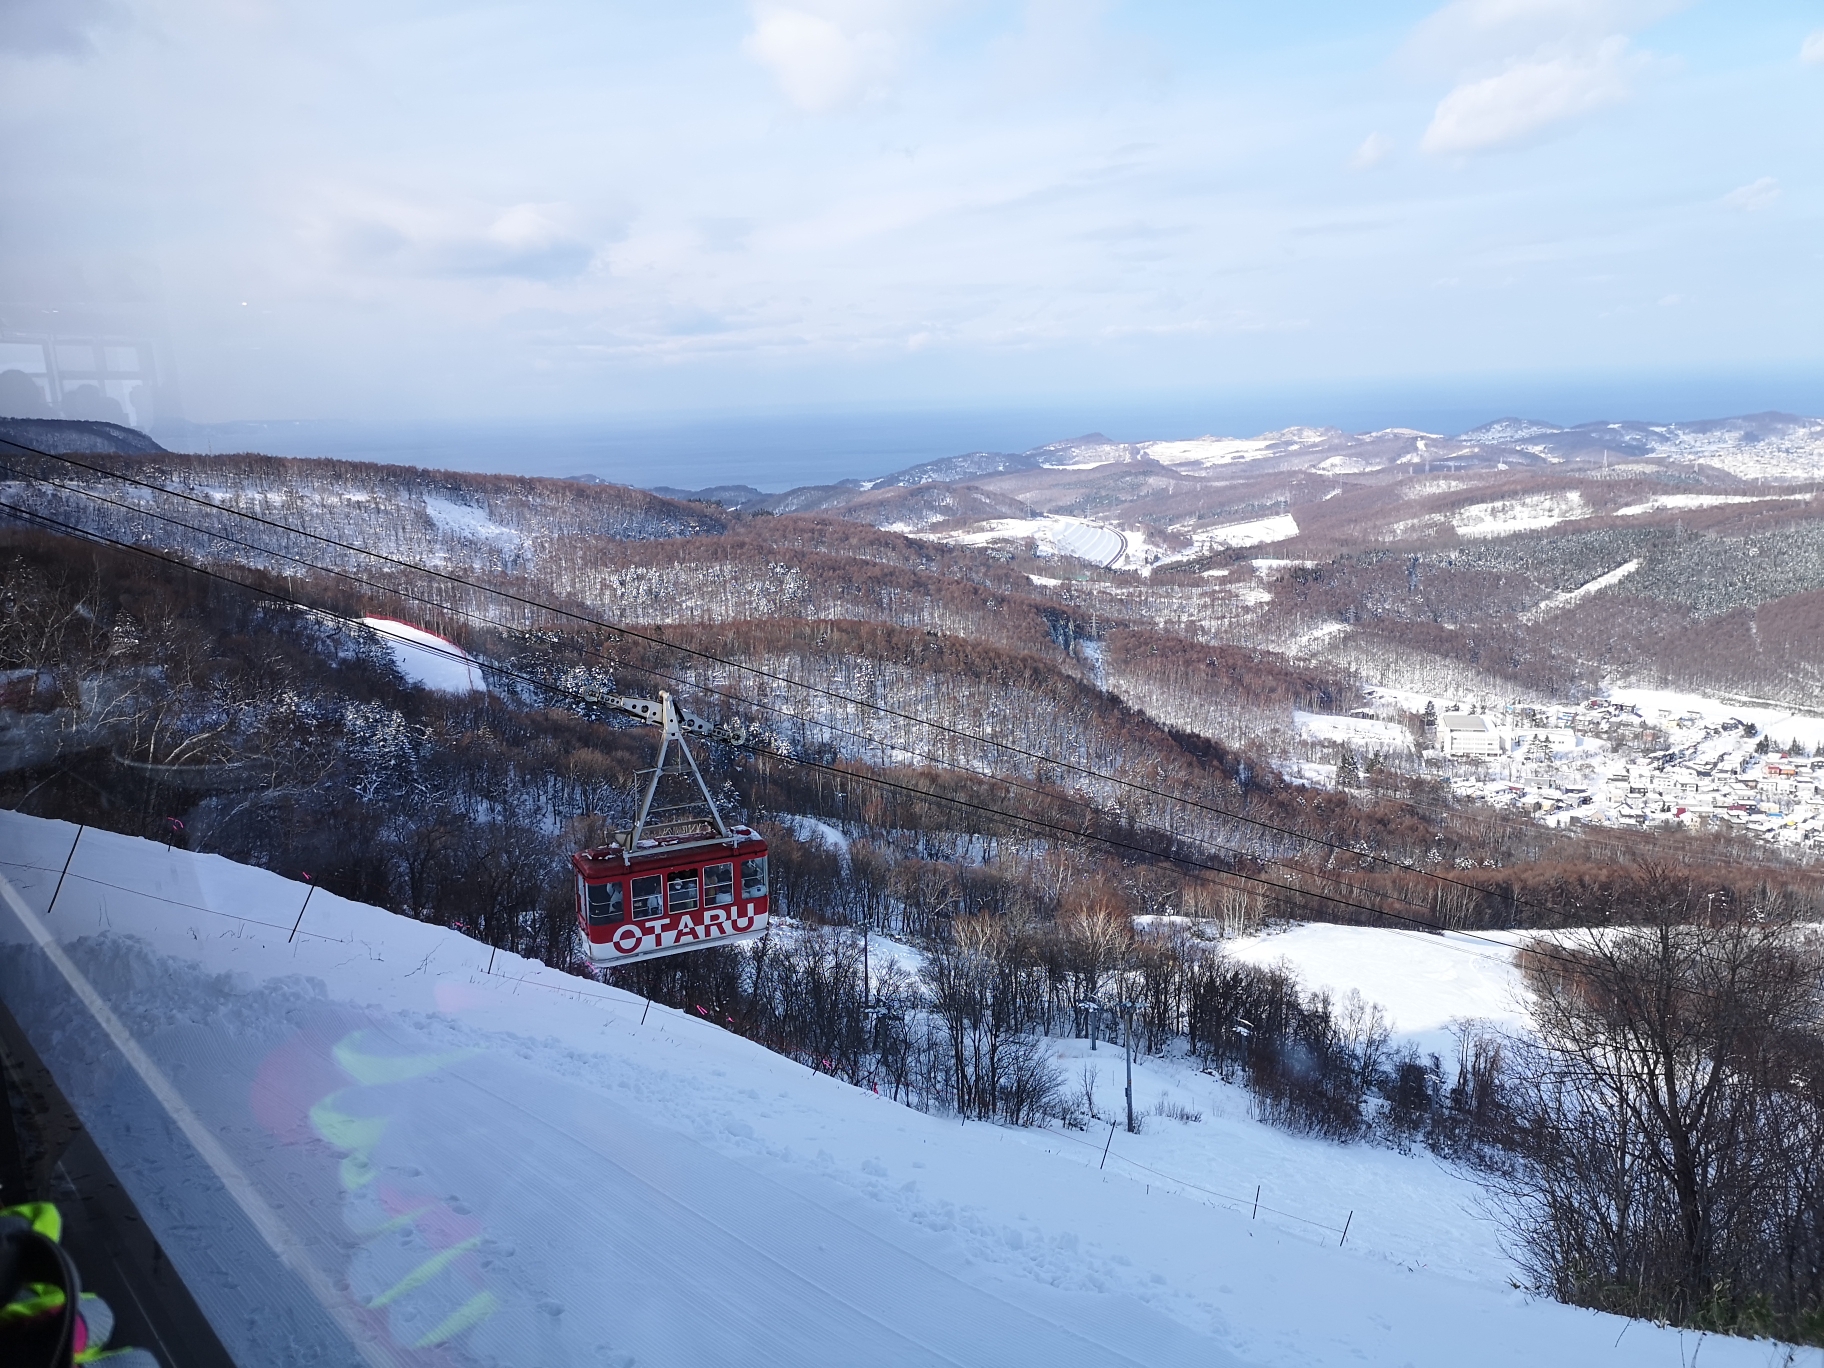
[
  {"xmin": 46, "ymin": 825, "xmax": 84, "ymax": 916},
  {"xmin": 288, "ymin": 877, "xmax": 315, "ymax": 943}
]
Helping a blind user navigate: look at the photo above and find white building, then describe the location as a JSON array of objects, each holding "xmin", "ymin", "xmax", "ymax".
[{"xmin": 1438, "ymin": 713, "xmax": 1504, "ymax": 757}]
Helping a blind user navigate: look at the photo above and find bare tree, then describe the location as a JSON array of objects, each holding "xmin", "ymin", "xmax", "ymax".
[{"xmin": 1499, "ymin": 880, "xmax": 1824, "ymax": 1334}]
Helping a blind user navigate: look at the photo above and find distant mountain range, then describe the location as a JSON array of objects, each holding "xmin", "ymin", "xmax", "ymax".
[{"xmin": 647, "ymin": 411, "xmax": 1824, "ymax": 511}]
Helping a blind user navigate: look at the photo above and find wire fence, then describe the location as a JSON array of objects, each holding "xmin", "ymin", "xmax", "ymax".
[{"xmin": 2, "ymin": 842, "xmax": 1370, "ymax": 1246}]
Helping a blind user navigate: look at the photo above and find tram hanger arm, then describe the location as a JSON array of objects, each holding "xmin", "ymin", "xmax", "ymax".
[{"xmin": 586, "ymin": 689, "xmax": 747, "ymax": 746}]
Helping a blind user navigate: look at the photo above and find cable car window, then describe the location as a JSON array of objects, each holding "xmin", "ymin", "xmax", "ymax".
[
  {"xmin": 703, "ymin": 862, "xmax": 735, "ymax": 907},
  {"xmin": 586, "ymin": 880, "xmax": 624, "ymax": 925},
  {"xmin": 666, "ymin": 869, "xmax": 700, "ymax": 913},
  {"xmin": 741, "ymin": 856, "xmax": 768, "ymax": 899},
  {"xmin": 631, "ymin": 874, "xmax": 664, "ymax": 918}
]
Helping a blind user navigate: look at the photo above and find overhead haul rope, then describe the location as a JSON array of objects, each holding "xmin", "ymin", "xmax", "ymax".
[
  {"xmin": 1, "ymin": 448, "xmax": 1783, "ymax": 939},
  {"xmin": 0, "ymin": 489, "xmax": 1643, "ymax": 980},
  {"xmin": 0, "ymin": 461, "xmax": 1504, "ymax": 922},
  {"xmin": 5, "ymin": 444, "xmax": 1795, "ymax": 949},
  {"xmin": 2, "ymin": 438, "xmax": 1757, "ymax": 883},
  {"xmin": 1, "ymin": 440, "xmax": 1607, "ymax": 916}
]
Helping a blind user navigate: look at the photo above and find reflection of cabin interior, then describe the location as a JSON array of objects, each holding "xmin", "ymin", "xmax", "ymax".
[{"xmin": 0, "ymin": 334, "xmax": 160, "ymax": 427}]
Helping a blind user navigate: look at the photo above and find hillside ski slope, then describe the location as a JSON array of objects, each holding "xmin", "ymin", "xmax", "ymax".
[{"xmin": 0, "ymin": 811, "xmax": 1799, "ymax": 1367}]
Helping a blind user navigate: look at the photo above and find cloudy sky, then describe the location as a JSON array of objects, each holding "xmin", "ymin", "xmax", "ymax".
[{"xmin": 3, "ymin": 0, "xmax": 1821, "ymax": 436}]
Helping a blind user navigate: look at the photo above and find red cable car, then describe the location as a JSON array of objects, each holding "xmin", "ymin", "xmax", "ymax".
[{"xmin": 572, "ymin": 691, "xmax": 770, "ymax": 966}]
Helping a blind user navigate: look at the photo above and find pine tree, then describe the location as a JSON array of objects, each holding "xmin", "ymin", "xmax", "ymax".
[
  {"xmin": 1421, "ymin": 700, "xmax": 1437, "ymax": 728},
  {"xmin": 1336, "ymin": 749, "xmax": 1361, "ymax": 788}
]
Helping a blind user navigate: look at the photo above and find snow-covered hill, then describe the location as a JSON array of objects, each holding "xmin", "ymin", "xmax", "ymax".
[{"xmin": 0, "ymin": 811, "xmax": 1794, "ymax": 1367}]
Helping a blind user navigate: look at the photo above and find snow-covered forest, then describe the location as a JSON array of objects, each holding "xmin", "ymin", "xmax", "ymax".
[{"xmin": 6, "ymin": 440, "xmax": 1824, "ymax": 1353}]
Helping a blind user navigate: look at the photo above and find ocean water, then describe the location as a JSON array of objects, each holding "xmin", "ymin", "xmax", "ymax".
[{"xmin": 149, "ymin": 370, "xmax": 1824, "ymax": 494}]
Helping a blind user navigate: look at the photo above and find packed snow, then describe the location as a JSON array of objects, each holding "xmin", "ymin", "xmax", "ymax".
[
  {"xmin": 362, "ymin": 617, "xmax": 487, "ymax": 694},
  {"xmin": 0, "ymin": 811, "xmax": 1806, "ymax": 1367}
]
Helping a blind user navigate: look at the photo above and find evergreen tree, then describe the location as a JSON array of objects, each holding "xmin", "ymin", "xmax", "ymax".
[{"xmin": 1336, "ymin": 749, "xmax": 1361, "ymax": 788}]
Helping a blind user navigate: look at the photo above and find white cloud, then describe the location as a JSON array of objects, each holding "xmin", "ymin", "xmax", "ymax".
[
  {"xmin": 1405, "ymin": 1, "xmax": 1682, "ymax": 71},
  {"xmin": 1349, "ymin": 132, "xmax": 1394, "ymax": 170},
  {"xmin": 1410, "ymin": 1, "xmax": 1680, "ymax": 157},
  {"xmin": 1803, "ymin": 29, "xmax": 1824, "ymax": 65},
  {"xmin": 319, "ymin": 195, "xmax": 602, "ymax": 280},
  {"xmin": 1721, "ymin": 177, "xmax": 1781, "ymax": 213},
  {"xmin": 1422, "ymin": 36, "xmax": 1639, "ymax": 154},
  {"xmin": 744, "ymin": 3, "xmax": 904, "ymax": 113}
]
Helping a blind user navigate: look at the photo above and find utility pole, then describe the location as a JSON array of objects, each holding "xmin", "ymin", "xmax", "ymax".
[{"xmin": 1119, "ymin": 1001, "xmax": 1139, "ymax": 1134}]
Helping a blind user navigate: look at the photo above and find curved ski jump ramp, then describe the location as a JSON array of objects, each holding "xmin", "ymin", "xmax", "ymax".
[{"xmin": 0, "ymin": 811, "xmax": 1790, "ymax": 1367}]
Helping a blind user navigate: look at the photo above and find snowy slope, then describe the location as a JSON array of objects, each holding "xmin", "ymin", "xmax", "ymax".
[
  {"xmin": 1225, "ymin": 924, "xmax": 1531, "ymax": 1060},
  {"xmin": 363, "ymin": 617, "xmax": 487, "ymax": 694},
  {"xmin": 0, "ymin": 812, "xmax": 1798, "ymax": 1368}
]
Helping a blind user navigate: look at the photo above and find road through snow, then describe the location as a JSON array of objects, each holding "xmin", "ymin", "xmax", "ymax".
[{"xmin": 0, "ymin": 811, "xmax": 1810, "ymax": 1367}]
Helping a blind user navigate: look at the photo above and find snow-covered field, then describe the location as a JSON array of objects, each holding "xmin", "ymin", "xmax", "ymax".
[
  {"xmin": 1293, "ymin": 709, "xmax": 1414, "ymax": 754},
  {"xmin": 1225, "ymin": 924, "xmax": 1531, "ymax": 1060},
  {"xmin": 1615, "ymin": 492, "xmax": 1812, "ymax": 517},
  {"xmin": 1153, "ymin": 514, "xmax": 1300, "ymax": 572},
  {"xmin": 922, "ymin": 515, "xmax": 1127, "ymax": 569},
  {"xmin": 1452, "ymin": 490, "xmax": 1588, "ymax": 539},
  {"xmin": 0, "ymin": 811, "xmax": 1808, "ymax": 1367},
  {"xmin": 1606, "ymin": 686, "xmax": 1824, "ymax": 747}
]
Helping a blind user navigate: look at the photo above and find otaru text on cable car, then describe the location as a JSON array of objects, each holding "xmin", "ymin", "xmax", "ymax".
[{"xmin": 571, "ymin": 690, "xmax": 768, "ymax": 967}]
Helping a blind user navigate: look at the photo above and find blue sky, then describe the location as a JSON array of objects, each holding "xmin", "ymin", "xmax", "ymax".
[{"xmin": 3, "ymin": 1, "xmax": 1821, "ymax": 438}]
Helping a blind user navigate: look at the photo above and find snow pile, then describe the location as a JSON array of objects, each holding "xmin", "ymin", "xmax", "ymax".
[
  {"xmin": 1451, "ymin": 491, "xmax": 1588, "ymax": 540},
  {"xmin": 0, "ymin": 811, "xmax": 1794, "ymax": 1367},
  {"xmin": 362, "ymin": 617, "xmax": 487, "ymax": 693}
]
